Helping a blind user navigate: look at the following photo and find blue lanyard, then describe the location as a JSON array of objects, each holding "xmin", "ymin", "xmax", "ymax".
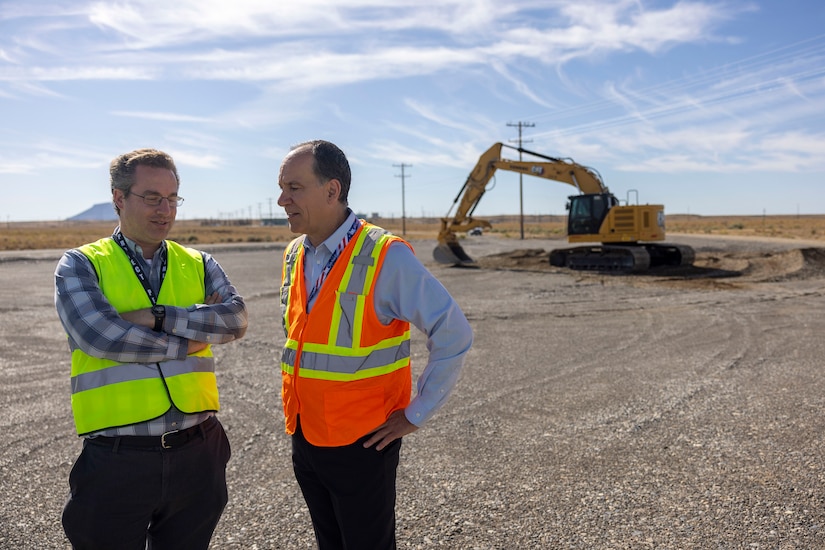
[{"xmin": 306, "ymin": 218, "xmax": 360, "ymax": 304}]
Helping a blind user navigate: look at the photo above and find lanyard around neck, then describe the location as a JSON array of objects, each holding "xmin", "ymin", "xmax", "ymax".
[
  {"xmin": 113, "ymin": 231, "xmax": 167, "ymax": 306},
  {"xmin": 306, "ymin": 218, "xmax": 360, "ymax": 304}
]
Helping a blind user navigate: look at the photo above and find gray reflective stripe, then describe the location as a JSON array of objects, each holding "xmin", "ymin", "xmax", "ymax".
[
  {"xmin": 342, "ymin": 229, "xmax": 380, "ymax": 295},
  {"xmin": 71, "ymin": 356, "xmax": 215, "ymax": 394},
  {"xmin": 335, "ymin": 227, "xmax": 386, "ymax": 348},
  {"xmin": 280, "ymin": 239, "xmax": 302, "ymax": 336},
  {"xmin": 157, "ymin": 356, "xmax": 215, "ymax": 377},
  {"xmin": 281, "ymin": 346, "xmax": 297, "ymax": 367},
  {"xmin": 283, "ymin": 239, "xmax": 301, "ymax": 287},
  {"xmin": 299, "ymin": 340, "xmax": 410, "ymax": 374},
  {"xmin": 72, "ymin": 362, "xmax": 159, "ymax": 393},
  {"xmin": 336, "ymin": 293, "xmax": 358, "ymax": 348}
]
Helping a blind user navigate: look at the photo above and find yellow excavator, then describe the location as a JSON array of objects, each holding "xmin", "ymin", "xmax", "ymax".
[{"xmin": 433, "ymin": 142, "xmax": 694, "ymax": 272}]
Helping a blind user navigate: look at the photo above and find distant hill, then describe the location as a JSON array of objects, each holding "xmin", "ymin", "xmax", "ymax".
[{"xmin": 68, "ymin": 202, "xmax": 117, "ymax": 222}]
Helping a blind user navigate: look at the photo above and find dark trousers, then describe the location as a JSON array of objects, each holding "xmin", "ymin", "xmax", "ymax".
[
  {"xmin": 62, "ymin": 416, "xmax": 231, "ymax": 550},
  {"xmin": 292, "ymin": 419, "xmax": 402, "ymax": 550}
]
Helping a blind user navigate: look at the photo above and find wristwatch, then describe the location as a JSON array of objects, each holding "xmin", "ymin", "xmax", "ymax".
[{"xmin": 151, "ymin": 304, "xmax": 166, "ymax": 332}]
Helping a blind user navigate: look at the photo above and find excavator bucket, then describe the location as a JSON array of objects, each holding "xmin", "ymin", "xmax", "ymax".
[{"xmin": 433, "ymin": 242, "xmax": 476, "ymax": 267}]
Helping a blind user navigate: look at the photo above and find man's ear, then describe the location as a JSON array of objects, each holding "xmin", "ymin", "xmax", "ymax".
[
  {"xmin": 113, "ymin": 189, "xmax": 126, "ymax": 210},
  {"xmin": 327, "ymin": 179, "xmax": 341, "ymax": 202}
]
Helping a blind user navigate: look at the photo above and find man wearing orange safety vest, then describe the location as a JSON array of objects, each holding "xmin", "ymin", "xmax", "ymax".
[{"xmin": 277, "ymin": 140, "xmax": 473, "ymax": 549}]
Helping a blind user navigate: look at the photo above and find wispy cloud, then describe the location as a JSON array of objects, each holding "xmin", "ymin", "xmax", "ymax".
[
  {"xmin": 166, "ymin": 149, "xmax": 224, "ymax": 169},
  {"xmin": 0, "ymin": 158, "xmax": 33, "ymax": 174},
  {"xmin": 1, "ymin": 1, "xmax": 736, "ymax": 88},
  {"xmin": 112, "ymin": 111, "xmax": 213, "ymax": 123},
  {"xmin": 0, "ymin": 140, "xmax": 108, "ymax": 174},
  {"xmin": 0, "ymin": 66, "xmax": 155, "ymax": 81}
]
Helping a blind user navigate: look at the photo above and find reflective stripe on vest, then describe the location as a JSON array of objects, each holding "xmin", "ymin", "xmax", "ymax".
[
  {"xmin": 279, "ymin": 222, "xmax": 412, "ymax": 446},
  {"xmin": 70, "ymin": 238, "xmax": 218, "ymax": 435},
  {"xmin": 71, "ymin": 355, "xmax": 215, "ymax": 392}
]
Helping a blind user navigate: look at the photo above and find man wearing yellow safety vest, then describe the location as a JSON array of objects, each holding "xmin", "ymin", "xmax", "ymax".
[
  {"xmin": 277, "ymin": 140, "xmax": 473, "ymax": 549},
  {"xmin": 54, "ymin": 148, "xmax": 248, "ymax": 550}
]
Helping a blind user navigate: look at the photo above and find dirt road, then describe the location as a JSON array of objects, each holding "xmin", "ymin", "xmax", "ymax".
[{"xmin": 2, "ymin": 234, "xmax": 824, "ymax": 548}]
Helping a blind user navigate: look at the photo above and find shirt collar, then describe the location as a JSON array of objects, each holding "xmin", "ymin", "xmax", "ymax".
[
  {"xmin": 113, "ymin": 226, "xmax": 167, "ymax": 262},
  {"xmin": 304, "ymin": 209, "xmax": 357, "ymax": 253}
]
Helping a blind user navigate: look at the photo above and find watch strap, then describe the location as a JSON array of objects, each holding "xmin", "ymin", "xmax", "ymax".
[{"xmin": 152, "ymin": 305, "xmax": 165, "ymax": 332}]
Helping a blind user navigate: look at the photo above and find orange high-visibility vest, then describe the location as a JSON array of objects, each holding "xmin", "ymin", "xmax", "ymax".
[{"xmin": 280, "ymin": 222, "xmax": 412, "ymax": 447}]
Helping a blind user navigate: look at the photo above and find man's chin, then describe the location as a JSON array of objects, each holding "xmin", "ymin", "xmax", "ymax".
[{"xmin": 153, "ymin": 224, "xmax": 173, "ymax": 239}]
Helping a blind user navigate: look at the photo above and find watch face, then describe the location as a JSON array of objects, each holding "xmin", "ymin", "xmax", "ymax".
[{"xmin": 152, "ymin": 305, "xmax": 165, "ymax": 316}]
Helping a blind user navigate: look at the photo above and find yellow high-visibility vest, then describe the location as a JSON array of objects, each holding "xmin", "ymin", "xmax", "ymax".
[{"xmin": 70, "ymin": 238, "xmax": 217, "ymax": 435}]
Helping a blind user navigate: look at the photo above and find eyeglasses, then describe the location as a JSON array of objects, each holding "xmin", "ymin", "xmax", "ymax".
[{"xmin": 130, "ymin": 192, "xmax": 184, "ymax": 208}]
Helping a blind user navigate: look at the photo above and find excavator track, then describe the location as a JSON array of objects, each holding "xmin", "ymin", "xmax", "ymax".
[
  {"xmin": 550, "ymin": 245, "xmax": 650, "ymax": 272},
  {"xmin": 549, "ymin": 243, "xmax": 694, "ymax": 273},
  {"xmin": 646, "ymin": 243, "xmax": 695, "ymax": 267}
]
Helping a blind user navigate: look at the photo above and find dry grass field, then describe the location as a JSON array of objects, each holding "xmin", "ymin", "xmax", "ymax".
[{"xmin": 1, "ymin": 214, "xmax": 823, "ymax": 251}]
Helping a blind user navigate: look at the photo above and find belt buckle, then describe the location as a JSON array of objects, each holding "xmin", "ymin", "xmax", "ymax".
[{"xmin": 161, "ymin": 429, "xmax": 180, "ymax": 449}]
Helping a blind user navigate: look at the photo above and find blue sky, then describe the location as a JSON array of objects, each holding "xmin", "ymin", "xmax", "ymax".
[{"xmin": 1, "ymin": 0, "xmax": 824, "ymax": 222}]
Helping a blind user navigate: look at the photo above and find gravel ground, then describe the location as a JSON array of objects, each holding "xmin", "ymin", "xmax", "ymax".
[{"xmin": 1, "ymin": 234, "xmax": 824, "ymax": 549}]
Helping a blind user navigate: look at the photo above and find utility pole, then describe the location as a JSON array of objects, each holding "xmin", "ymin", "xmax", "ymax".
[
  {"xmin": 393, "ymin": 163, "xmax": 412, "ymax": 236},
  {"xmin": 507, "ymin": 121, "xmax": 535, "ymax": 240}
]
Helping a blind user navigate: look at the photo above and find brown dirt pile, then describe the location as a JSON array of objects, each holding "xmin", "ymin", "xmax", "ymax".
[{"xmin": 474, "ymin": 246, "xmax": 825, "ymax": 289}]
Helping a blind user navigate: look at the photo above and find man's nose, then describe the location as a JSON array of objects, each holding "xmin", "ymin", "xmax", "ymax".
[{"xmin": 157, "ymin": 198, "xmax": 173, "ymax": 212}]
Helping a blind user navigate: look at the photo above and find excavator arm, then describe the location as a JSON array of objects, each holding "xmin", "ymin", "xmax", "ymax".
[
  {"xmin": 433, "ymin": 143, "xmax": 502, "ymax": 264},
  {"xmin": 435, "ymin": 142, "xmax": 610, "ymax": 265}
]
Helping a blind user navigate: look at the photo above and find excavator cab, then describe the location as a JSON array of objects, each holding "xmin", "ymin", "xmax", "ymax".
[{"xmin": 567, "ymin": 193, "xmax": 618, "ymax": 236}]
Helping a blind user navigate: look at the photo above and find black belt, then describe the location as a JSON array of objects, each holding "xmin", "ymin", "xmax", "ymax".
[{"xmin": 88, "ymin": 416, "xmax": 217, "ymax": 450}]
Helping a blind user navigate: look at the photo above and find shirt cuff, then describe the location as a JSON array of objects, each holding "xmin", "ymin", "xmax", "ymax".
[{"xmin": 404, "ymin": 398, "xmax": 431, "ymax": 428}]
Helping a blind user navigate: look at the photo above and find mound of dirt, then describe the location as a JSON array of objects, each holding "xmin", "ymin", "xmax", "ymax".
[
  {"xmin": 475, "ymin": 248, "xmax": 551, "ymax": 269},
  {"xmin": 474, "ymin": 246, "xmax": 825, "ymax": 288}
]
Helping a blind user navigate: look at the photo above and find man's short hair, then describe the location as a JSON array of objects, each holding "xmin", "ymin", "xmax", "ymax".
[
  {"xmin": 291, "ymin": 140, "xmax": 351, "ymax": 205},
  {"xmin": 110, "ymin": 149, "xmax": 179, "ymax": 214}
]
